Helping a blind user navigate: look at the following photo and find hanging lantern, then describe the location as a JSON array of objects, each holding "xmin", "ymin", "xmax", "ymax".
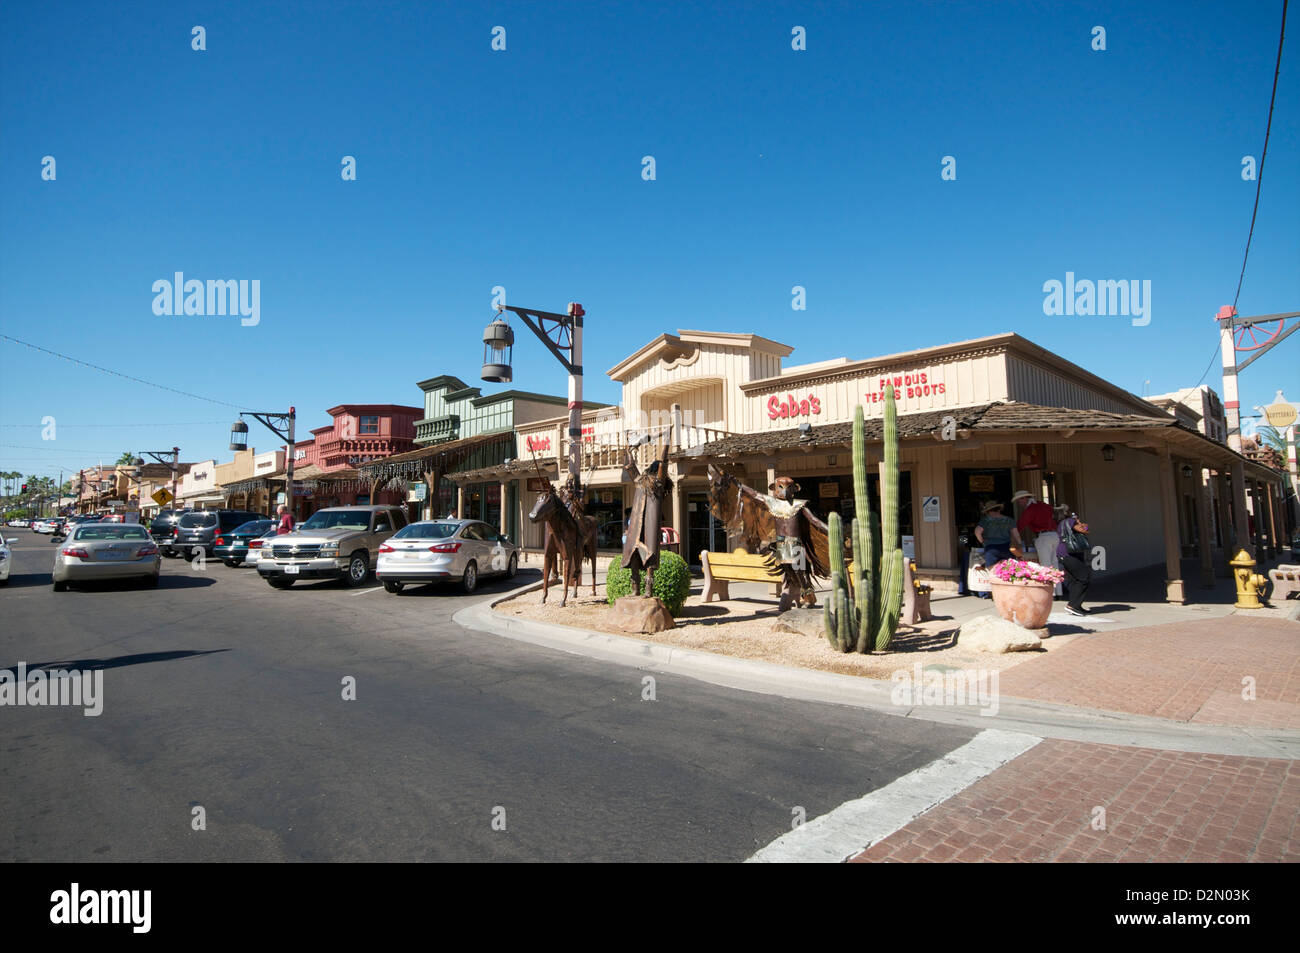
[
  {"xmin": 481, "ymin": 316, "xmax": 514, "ymax": 383},
  {"xmin": 229, "ymin": 419, "xmax": 249, "ymax": 452}
]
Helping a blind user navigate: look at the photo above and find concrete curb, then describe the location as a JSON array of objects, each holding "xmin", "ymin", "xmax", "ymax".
[{"xmin": 453, "ymin": 585, "xmax": 1300, "ymax": 760}]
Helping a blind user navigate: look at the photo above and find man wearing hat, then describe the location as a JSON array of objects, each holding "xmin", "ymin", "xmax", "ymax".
[{"xmin": 1014, "ymin": 489, "xmax": 1062, "ymax": 595}]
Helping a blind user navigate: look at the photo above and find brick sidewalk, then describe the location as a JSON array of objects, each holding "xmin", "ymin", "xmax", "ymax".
[
  {"xmin": 998, "ymin": 616, "xmax": 1300, "ymax": 728},
  {"xmin": 851, "ymin": 739, "xmax": 1299, "ymax": 863}
]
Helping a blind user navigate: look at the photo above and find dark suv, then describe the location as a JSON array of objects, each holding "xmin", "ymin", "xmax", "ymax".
[
  {"xmin": 165, "ymin": 509, "xmax": 267, "ymax": 559},
  {"xmin": 151, "ymin": 509, "xmax": 191, "ymax": 554}
]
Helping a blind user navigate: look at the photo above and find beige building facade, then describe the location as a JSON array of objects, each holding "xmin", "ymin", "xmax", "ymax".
[{"xmin": 450, "ymin": 330, "xmax": 1289, "ymax": 602}]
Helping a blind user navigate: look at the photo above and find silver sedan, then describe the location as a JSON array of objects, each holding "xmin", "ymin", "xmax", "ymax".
[
  {"xmin": 376, "ymin": 519, "xmax": 518, "ymax": 594},
  {"xmin": 52, "ymin": 523, "xmax": 161, "ymax": 591}
]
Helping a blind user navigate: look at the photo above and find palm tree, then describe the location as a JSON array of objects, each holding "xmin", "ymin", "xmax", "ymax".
[{"xmin": 116, "ymin": 451, "xmax": 137, "ymax": 466}]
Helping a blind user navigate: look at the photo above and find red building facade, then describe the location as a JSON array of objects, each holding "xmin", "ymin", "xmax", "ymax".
[{"xmin": 287, "ymin": 404, "xmax": 422, "ymax": 517}]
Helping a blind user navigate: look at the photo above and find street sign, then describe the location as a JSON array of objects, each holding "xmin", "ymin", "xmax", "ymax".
[
  {"xmin": 1263, "ymin": 398, "xmax": 1298, "ymax": 429},
  {"xmin": 151, "ymin": 487, "xmax": 174, "ymax": 506}
]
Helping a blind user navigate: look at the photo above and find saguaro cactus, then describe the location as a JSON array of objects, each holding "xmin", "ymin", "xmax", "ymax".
[
  {"xmin": 824, "ymin": 511, "xmax": 851, "ymax": 652},
  {"xmin": 823, "ymin": 386, "xmax": 906, "ymax": 653},
  {"xmin": 874, "ymin": 383, "xmax": 904, "ymax": 651}
]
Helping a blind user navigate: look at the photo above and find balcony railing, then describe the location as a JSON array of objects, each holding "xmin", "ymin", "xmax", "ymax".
[
  {"xmin": 415, "ymin": 415, "xmax": 460, "ymax": 444},
  {"xmin": 551, "ymin": 422, "xmax": 734, "ymax": 472}
]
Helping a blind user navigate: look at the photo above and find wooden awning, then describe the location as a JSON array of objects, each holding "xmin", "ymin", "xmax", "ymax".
[{"xmin": 356, "ymin": 431, "xmax": 515, "ymax": 484}]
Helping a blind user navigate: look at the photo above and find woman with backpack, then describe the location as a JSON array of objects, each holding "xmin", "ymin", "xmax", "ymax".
[{"xmin": 1055, "ymin": 504, "xmax": 1092, "ymax": 617}]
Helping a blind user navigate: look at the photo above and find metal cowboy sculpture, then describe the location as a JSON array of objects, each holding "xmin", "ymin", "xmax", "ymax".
[
  {"xmin": 621, "ymin": 435, "xmax": 673, "ymax": 598},
  {"xmin": 707, "ymin": 465, "xmax": 835, "ymax": 611}
]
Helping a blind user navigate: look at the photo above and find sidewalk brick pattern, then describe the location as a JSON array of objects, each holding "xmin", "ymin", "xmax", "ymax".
[
  {"xmin": 998, "ymin": 617, "xmax": 1300, "ymax": 728},
  {"xmin": 851, "ymin": 739, "xmax": 1298, "ymax": 863}
]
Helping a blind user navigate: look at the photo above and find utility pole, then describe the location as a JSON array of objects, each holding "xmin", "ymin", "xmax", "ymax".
[
  {"xmin": 230, "ymin": 410, "xmax": 296, "ymax": 517},
  {"xmin": 480, "ymin": 302, "xmax": 585, "ymax": 497}
]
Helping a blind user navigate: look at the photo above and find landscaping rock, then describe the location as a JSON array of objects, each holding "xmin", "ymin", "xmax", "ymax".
[
  {"xmin": 770, "ymin": 607, "xmax": 826, "ymax": 638},
  {"xmin": 609, "ymin": 595, "xmax": 675, "ymax": 634},
  {"xmin": 958, "ymin": 615, "xmax": 1045, "ymax": 653}
]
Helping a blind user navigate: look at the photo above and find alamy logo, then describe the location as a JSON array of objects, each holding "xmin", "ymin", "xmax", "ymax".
[
  {"xmin": 890, "ymin": 662, "xmax": 1000, "ymax": 716},
  {"xmin": 152, "ymin": 272, "xmax": 260, "ymax": 326},
  {"xmin": 0, "ymin": 662, "xmax": 103, "ymax": 716},
  {"xmin": 50, "ymin": 883, "xmax": 150, "ymax": 933},
  {"xmin": 1042, "ymin": 272, "xmax": 1150, "ymax": 326}
]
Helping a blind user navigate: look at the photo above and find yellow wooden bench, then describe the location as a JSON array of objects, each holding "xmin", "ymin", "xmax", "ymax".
[
  {"xmin": 846, "ymin": 558, "xmax": 932, "ymax": 624},
  {"xmin": 701, "ymin": 549, "xmax": 784, "ymax": 602}
]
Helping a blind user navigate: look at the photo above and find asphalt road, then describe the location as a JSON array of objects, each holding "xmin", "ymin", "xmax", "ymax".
[{"xmin": 0, "ymin": 531, "xmax": 975, "ymax": 862}]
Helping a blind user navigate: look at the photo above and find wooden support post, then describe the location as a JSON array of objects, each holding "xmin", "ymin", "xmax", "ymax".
[
  {"xmin": 1194, "ymin": 463, "xmax": 1214, "ymax": 589},
  {"xmin": 1230, "ymin": 461, "xmax": 1251, "ymax": 554},
  {"xmin": 669, "ymin": 462, "xmax": 686, "ymax": 559},
  {"xmin": 1158, "ymin": 450, "xmax": 1186, "ymax": 603},
  {"xmin": 1248, "ymin": 479, "xmax": 1265, "ymax": 559}
]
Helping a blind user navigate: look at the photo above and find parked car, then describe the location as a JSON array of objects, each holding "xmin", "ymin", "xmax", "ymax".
[
  {"xmin": 32, "ymin": 519, "xmax": 59, "ymax": 534},
  {"xmin": 258, "ymin": 505, "xmax": 408, "ymax": 588},
  {"xmin": 376, "ymin": 519, "xmax": 518, "ymax": 594},
  {"xmin": 149, "ymin": 509, "xmax": 189, "ymax": 553},
  {"xmin": 164, "ymin": 509, "xmax": 266, "ymax": 559},
  {"xmin": 213, "ymin": 519, "xmax": 275, "ymax": 567},
  {"xmin": 0, "ymin": 533, "xmax": 17, "ymax": 585},
  {"xmin": 52, "ymin": 523, "xmax": 161, "ymax": 591},
  {"xmin": 241, "ymin": 526, "xmax": 278, "ymax": 569}
]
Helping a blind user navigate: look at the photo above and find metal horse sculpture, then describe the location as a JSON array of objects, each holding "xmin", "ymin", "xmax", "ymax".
[
  {"xmin": 706, "ymin": 464, "xmax": 836, "ymax": 611},
  {"xmin": 539, "ymin": 473, "xmax": 598, "ymax": 598},
  {"xmin": 528, "ymin": 480, "xmax": 585, "ymax": 607}
]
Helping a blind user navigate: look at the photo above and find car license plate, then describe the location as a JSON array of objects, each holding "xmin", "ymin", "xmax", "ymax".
[
  {"xmin": 100, "ymin": 550, "xmax": 128, "ymax": 560},
  {"xmin": 285, "ymin": 564, "xmax": 300, "ymax": 575},
  {"xmin": 403, "ymin": 552, "xmax": 421, "ymax": 559}
]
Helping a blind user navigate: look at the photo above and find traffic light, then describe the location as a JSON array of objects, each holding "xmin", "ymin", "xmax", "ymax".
[{"xmin": 21, "ymin": 483, "xmax": 28, "ymax": 493}]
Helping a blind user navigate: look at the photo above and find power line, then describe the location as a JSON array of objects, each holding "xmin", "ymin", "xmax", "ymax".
[
  {"xmin": 0, "ymin": 421, "xmax": 226, "ymax": 428},
  {"xmin": 0, "ymin": 444, "xmax": 139, "ymax": 454},
  {"xmin": 1194, "ymin": 0, "xmax": 1288, "ymax": 391},
  {"xmin": 1232, "ymin": 0, "xmax": 1288, "ymax": 311},
  {"xmin": 1191, "ymin": 342, "xmax": 1222, "ymax": 390},
  {"xmin": 0, "ymin": 334, "xmax": 242, "ymax": 409}
]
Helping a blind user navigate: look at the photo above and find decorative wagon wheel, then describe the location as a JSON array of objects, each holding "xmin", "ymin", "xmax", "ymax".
[{"xmin": 1234, "ymin": 320, "xmax": 1285, "ymax": 352}]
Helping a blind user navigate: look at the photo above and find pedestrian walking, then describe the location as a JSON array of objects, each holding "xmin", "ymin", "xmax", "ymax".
[
  {"xmin": 275, "ymin": 503, "xmax": 294, "ymax": 535},
  {"xmin": 975, "ymin": 500, "xmax": 1022, "ymax": 564},
  {"xmin": 1014, "ymin": 489, "xmax": 1062, "ymax": 595},
  {"xmin": 1055, "ymin": 503, "xmax": 1093, "ymax": 616}
]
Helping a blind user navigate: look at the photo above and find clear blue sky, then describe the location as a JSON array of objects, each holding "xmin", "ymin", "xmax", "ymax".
[{"xmin": 2, "ymin": 0, "xmax": 1297, "ymax": 481}]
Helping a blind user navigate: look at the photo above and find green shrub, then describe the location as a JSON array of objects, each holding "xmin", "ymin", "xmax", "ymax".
[{"xmin": 605, "ymin": 551, "xmax": 691, "ymax": 615}]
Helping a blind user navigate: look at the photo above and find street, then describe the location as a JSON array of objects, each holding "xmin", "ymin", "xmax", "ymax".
[{"xmin": 0, "ymin": 534, "xmax": 973, "ymax": 862}]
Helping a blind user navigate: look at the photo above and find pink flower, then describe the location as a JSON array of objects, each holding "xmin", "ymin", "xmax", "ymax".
[{"xmin": 990, "ymin": 558, "xmax": 1065, "ymax": 585}]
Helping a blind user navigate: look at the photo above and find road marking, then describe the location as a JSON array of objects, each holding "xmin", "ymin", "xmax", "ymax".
[
  {"xmin": 350, "ymin": 586, "xmax": 382, "ymax": 596},
  {"xmin": 746, "ymin": 728, "xmax": 1040, "ymax": 863}
]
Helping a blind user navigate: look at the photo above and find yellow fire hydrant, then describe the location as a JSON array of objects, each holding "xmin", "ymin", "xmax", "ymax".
[{"xmin": 1230, "ymin": 549, "xmax": 1268, "ymax": 609}]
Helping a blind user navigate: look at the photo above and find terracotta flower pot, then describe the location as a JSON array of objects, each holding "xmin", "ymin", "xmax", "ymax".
[{"xmin": 989, "ymin": 580, "xmax": 1054, "ymax": 630}]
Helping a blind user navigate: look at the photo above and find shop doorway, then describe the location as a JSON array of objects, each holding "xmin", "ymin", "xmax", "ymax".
[
  {"xmin": 952, "ymin": 467, "xmax": 1014, "ymax": 542},
  {"xmin": 686, "ymin": 491, "xmax": 724, "ymax": 565},
  {"xmin": 584, "ymin": 488, "xmax": 624, "ymax": 549}
]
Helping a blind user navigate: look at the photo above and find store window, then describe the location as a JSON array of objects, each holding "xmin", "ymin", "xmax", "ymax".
[
  {"xmin": 585, "ymin": 487, "xmax": 624, "ymax": 549},
  {"xmin": 793, "ymin": 473, "xmax": 913, "ymax": 537}
]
